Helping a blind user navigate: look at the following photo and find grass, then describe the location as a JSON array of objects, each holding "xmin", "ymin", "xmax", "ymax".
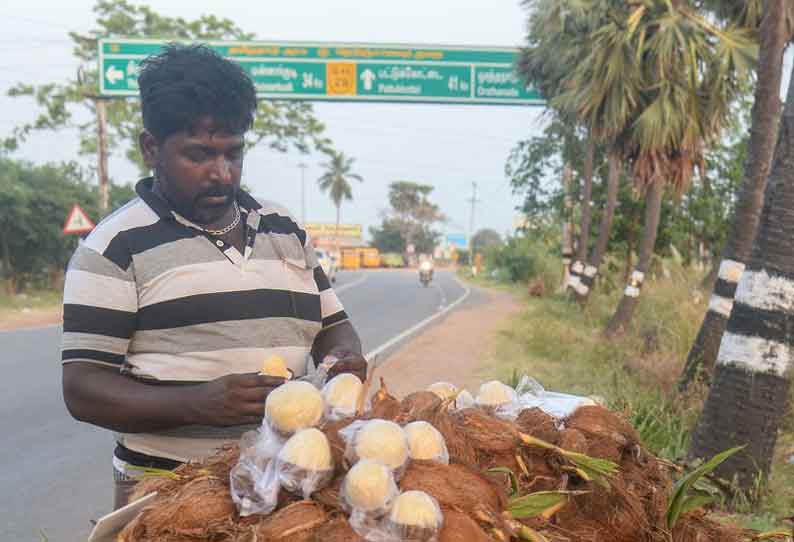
[
  {"xmin": 0, "ymin": 289, "xmax": 62, "ymax": 320},
  {"xmin": 472, "ymin": 261, "xmax": 794, "ymax": 531}
]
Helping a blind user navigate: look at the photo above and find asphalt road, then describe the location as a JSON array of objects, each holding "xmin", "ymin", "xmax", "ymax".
[{"xmin": 0, "ymin": 269, "xmax": 467, "ymax": 542}]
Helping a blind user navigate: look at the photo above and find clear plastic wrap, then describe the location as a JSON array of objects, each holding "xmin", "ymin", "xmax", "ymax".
[
  {"xmin": 275, "ymin": 428, "xmax": 335, "ymax": 498},
  {"xmin": 322, "ymin": 373, "xmax": 365, "ymax": 421},
  {"xmin": 403, "ymin": 421, "xmax": 449, "ymax": 465},
  {"xmin": 340, "ymin": 419, "xmax": 410, "ymax": 479},
  {"xmin": 513, "ymin": 375, "xmax": 597, "ymax": 419},
  {"xmin": 384, "ymin": 491, "xmax": 444, "ymax": 542},
  {"xmin": 229, "ymin": 427, "xmax": 285, "ymax": 516},
  {"xmin": 426, "ymin": 381, "xmax": 458, "ymax": 401},
  {"xmin": 342, "ymin": 460, "xmax": 400, "ymax": 540},
  {"xmin": 453, "ymin": 389, "xmax": 475, "ymax": 411},
  {"xmin": 475, "ymin": 380, "xmax": 520, "ymax": 419},
  {"xmin": 264, "ymin": 380, "xmax": 324, "ymax": 436}
]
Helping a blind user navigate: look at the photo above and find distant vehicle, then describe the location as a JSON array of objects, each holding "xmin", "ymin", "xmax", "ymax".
[
  {"xmin": 418, "ymin": 258, "xmax": 434, "ymax": 287},
  {"xmin": 380, "ymin": 252, "xmax": 405, "ymax": 268},
  {"xmin": 315, "ymin": 248, "xmax": 337, "ymax": 283}
]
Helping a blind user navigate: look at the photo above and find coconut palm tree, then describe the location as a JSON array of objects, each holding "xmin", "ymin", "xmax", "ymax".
[
  {"xmin": 317, "ymin": 152, "xmax": 363, "ymax": 251},
  {"xmin": 689, "ymin": 60, "xmax": 794, "ymax": 490},
  {"xmin": 679, "ymin": 0, "xmax": 794, "ymax": 390},
  {"xmin": 551, "ymin": 0, "xmax": 756, "ymax": 336}
]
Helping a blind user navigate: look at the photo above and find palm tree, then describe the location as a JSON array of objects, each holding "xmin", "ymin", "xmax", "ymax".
[
  {"xmin": 550, "ymin": 0, "xmax": 756, "ymax": 336},
  {"xmin": 317, "ymin": 152, "xmax": 363, "ymax": 253},
  {"xmin": 679, "ymin": 0, "xmax": 794, "ymax": 390},
  {"xmin": 689, "ymin": 61, "xmax": 794, "ymax": 490}
]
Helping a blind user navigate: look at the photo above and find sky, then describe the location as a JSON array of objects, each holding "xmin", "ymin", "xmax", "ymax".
[{"xmin": 0, "ymin": 1, "xmax": 545, "ymax": 242}]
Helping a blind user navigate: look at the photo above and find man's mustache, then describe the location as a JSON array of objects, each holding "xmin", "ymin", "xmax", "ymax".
[{"xmin": 197, "ymin": 185, "xmax": 236, "ymax": 200}]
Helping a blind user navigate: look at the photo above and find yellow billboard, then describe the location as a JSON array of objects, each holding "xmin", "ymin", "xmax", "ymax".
[{"xmin": 305, "ymin": 223, "xmax": 362, "ymax": 239}]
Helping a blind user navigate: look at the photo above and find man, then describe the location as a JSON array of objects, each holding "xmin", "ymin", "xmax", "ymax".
[{"xmin": 60, "ymin": 44, "xmax": 366, "ymax": 509}]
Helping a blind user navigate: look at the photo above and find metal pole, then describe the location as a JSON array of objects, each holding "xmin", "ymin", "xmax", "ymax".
[
  {"xmin": 468, "ymin": 182, "xmax": 478, "ymax": 266},
  {"xmin": 95, "ymin": 98, "xmax": 109, "ymax": 215},
  {"xmin": 298, "ymin": 162, "xmax": 308, "ymax": 224}
]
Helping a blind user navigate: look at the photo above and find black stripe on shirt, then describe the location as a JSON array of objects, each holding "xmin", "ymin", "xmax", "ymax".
[
  {"xmin": 322, "ymin": 310, "xmax": 349, "ymax": 329},
  {"xmin": 63, "ymin": 304, "xmax": 137, "ymax": 338},
  {"xmin": 102, "ymin": 221, "xmax": 200, "ymax": 271},
  {"xmin": 137, "ymin": 289, "xmax": 322, "ymax": 330},
  {"xmin": 259, "ymin": 213, "xmax": 307, "ymax": 246},
  {"xmin": 62, "ymin": 349, "xmax": 126, "ymax": 365},
  {"xmin": 314, "ymin": 266, "xmax": 331, "ymax": 291}
]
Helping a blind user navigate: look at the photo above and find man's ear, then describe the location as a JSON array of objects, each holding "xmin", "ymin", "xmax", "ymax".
[{"xmin": 138, "ymin": 130, "xmax": 159, "ymax": 170}]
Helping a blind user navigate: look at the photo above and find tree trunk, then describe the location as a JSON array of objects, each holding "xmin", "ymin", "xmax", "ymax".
[
  {"xmin": 335, "ymin": 204, "xmax": 341, "ymax": 258},
  {"xmin": 679, "ymin": 2, "xmax": 788, "ymax": 391},
  {"xmin": 689, "ymin": 48, "xmax": 794, "ymax": 489},
  {"xmin": 560, "ymin": 163, "xmax": 574, "ymax": 291},
  {"xmin": 570, "ymin": 137, "xmax": 595, "ymax": 294},
  {"xmin": 0, "ymin": 230, "xmax": 14, "ymax": 298},
  {"xmin": 605, "ymin": 179, "xmax": 665, "ymax": 337},
  {"xmin": 575, "ymin": 152, "xmax": 621, "ymax": 303}
]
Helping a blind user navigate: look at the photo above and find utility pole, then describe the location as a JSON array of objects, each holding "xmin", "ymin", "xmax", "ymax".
[
  {"xmin": 298, "ymin": 162, "xmax": 308, "ymax": 224},
  {"xmin": 95, "ymin": 98, "xmax": 109, "ymax": 215},
  {"xmin": 467, "ymin": 182, "xmax": 480, "ymax": 267}
]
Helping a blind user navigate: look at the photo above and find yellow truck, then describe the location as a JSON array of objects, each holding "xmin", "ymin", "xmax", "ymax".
[
  {"xmin": 360, "ymin": 248, "xmax": 381, "ymax": 268},
  {"xmin": 341, "ymin": 249, "xmax": 361, "ymax": 270}
]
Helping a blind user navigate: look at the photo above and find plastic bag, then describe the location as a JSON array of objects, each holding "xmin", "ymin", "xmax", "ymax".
[
  {"xmin": 229, "ymin": 427, "xmax": 285, "ymax": 516},
  {"xmin": 342, "ymin": 460, "xmax": 400, "ymax": 541},
  {"xmin": 275, "ymin": 428, "xmax": 335, "ymax": 498},
  {"xmin": 452, "ymin": 389, "xmax": 475, "ymax": 411},
  {"xmin": 475, "ymin": 380, "xmax": 520, "ymax": 419},
  {"xmin": 384, "ymin": 490, "xmax": 444, "ymax": 542},
  {"xmin": 340, "ymin": 419, "xmax": 410, "ymax": 479},
  {"xmin": 514, "ymin": 375, "xmax": 597, "ymax": 419},
  {"xmin": 403, "ymin": 421, "xmax": 449, "ymax": 465},
  {"xmin": 297, "ymin": 354, "xmax": 339, "ymax": 388},
  {"xmin": 426, "ymin": 381, "xmax": 458, "ymax": 401},
  {"xmin": 322, "ymin": 373, "xmax": 365, "ymax": 421}
]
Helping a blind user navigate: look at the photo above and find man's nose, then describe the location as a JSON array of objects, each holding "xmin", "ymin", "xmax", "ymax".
[{"xmin": 209, "ymin": 155, "xmax": 232, "ymax": 183}]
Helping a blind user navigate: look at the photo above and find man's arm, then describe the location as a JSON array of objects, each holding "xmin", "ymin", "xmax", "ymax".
[{"xmin": 63, "ymin": 362, "xmax": 284, "ymax": 433}]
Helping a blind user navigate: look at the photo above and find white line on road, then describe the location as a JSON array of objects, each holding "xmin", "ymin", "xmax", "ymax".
[
  {"xmin": 334, "ymin": 273, "xmax": 369, "ymax": 293},
  {"xmin": 434, "ymin": 282, "xmax": 447, "ymax": 310},
  {"xmin": 365, "ymin": 277, "xmax": 471, "ymax": 362}
]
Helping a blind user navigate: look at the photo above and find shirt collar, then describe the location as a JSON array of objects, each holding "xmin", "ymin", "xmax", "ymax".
[{"xmin": 135, "ymin": 177, "xmax": 263, "ymax": 221}]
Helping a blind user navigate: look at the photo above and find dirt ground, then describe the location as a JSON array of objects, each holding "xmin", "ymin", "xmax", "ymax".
[
  {"xmin": 375, "ymin": 284, "xmax": 522, "ymax": 398},
  {"xmin": 0, "ymin": 306, "xmax": 62, "ymax": 332}
]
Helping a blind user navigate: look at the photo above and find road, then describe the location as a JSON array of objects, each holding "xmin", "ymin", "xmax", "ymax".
[{"xmin": 0, "ymin": 269, "xmax": 467, "ymax": 542}]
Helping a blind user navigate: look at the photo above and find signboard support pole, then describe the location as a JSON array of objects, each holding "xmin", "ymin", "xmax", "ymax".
[
  {"xmin": 95, "ymin": 98, "xmax": 110, "ymax": 216},
  {"xmin": 298, "ymin": 163, "xmax": 308, "ymax": 225},
  {"xmin": 468, "ymin": 182, "xmax": 479, "ymax": 266}
]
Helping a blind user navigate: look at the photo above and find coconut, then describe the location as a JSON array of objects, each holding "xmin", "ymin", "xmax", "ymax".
[
  {"xmin": 452, "ymin": 408, "xmax": 519, "ymax": 454},
  {"xmin": 252, "ymin": 500, "xmax": 327, "ymax": 541},
  {"xmin": 454, "ymin": 389, "xmax": 475, "ymax": 410},
  {"xmin": 351, "ymin": 419, "xmax": 410, "ymax": 472},
  {"xmin": 277, "ymin": 428, "xmax": 334, "ymax": 496},
  {"xmin": 342, "ymin": 459, "xmax": 398, "ymax": 513},
  {"xmin": 260, "ymin": 355, "xmax": 293, "ymax": 379},
  {"xmin": 265, "ymin": 381, "xmax": 324, "ymax": 435},
  {"xmin": 438, "ymin": 509, "xmax": 492, "ymax": 542},
  {"xmin": 427, "ymin": 382, "xmax": 458, "ymax": 400},
  {"xmin": 475, "ymin": 380, "xmax": 518, "ymax": 410},
  {"xmin": 404, "ymin": 421, "xmax": 449, "ymax": 463},
  {"xmin": 387, "ymin": 490, "xmax": 443, "ymax": 542},
  {"xmin": 515, "ymin": 407, "xmax": 560, "ymax": 445},
  {"xmin": 312, "ymin": 518, "xmax": 365, "ymax": 542},
  {"xmin": 322, "ymin": 373, "xmax": 363, "ymax": 419},
  {"xmin": 369, "ymin": 379, "xmax": 402, "ymax": 421},
  {"xmin": 397, "ymin": 391, "xmax": 442, "ymax": 424}
]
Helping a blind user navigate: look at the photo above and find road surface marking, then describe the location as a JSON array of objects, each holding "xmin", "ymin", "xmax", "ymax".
[
  {"xmin": 365, "ymin": 277, "xmax": 471, "ymax": 362},
  {"xmin": 334, "ymin": 273, "xmax": 369, "ymax": 293}
]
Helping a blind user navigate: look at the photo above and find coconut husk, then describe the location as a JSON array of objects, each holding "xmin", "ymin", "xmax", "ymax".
[
  {"xmin": 369, "ymin": 378, "xmax": 402, "ymax": 421},
  {"xmin": 449, "ymin": 408, "xmax": 519, "ymax": 453},
  {"xmin": 321, "ymin": 418, "xmax": 353, "ymax": 470},
  {"xmin": 671, "ymin": 511, "xmax": 748, "ymax": 542},
  {"xmin": 250, "ymin": 500, "xmax": 327, "ymax": 541},
  {"xmin": 439, "ymin": 509, "xmax": 492, "ymax": 542},
  {"xmin": 419, "ymin": 402, "xmax": 478, "ymax": 467},
  {"xmin": 399, "ymin": 460, "xmax": 506, "ymax": 517},
  {"xmin": 558, "ymin": 428, "xmax": 588, "ymax": 455},
  {"xmin": 515, "ymin": 408, "xmax": 560, "ymax": 445},
  {"xmin": 311, "ymin": 474, "xmax": 344, "ymax": 511},
  {"xmin": 119, "ymin": 476, "xmax": 238, "ymax": 542},
  {"xmin": 396, "ymin": 391, "xmax": 442, "ymax": 424},
  {"xmin": 312, "ymin": 516, "xmax": 365, "ymax": 542},
  {"xmin": 565, "ymin": 406, "xmax": 639, "ymax": 449}
]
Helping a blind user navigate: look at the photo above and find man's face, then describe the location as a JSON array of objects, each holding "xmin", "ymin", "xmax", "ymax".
[{"xmin": 141, "ymin": 117, "xmax": 245, "ymax": 225}]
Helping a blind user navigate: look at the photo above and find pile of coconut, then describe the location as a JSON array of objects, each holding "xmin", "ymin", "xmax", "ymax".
[{"xmin": 118, "ymin": 368, "xmax": 752, "ymax": 542}]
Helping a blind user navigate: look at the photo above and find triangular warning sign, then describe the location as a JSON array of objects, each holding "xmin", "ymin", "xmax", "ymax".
[{"xmin": 63, "ymin": 203, "xmax": 96, "ymax": 234}]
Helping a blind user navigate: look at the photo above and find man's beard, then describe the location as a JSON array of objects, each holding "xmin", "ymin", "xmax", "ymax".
[{"xmin": 154, "ymin": 171, "xmax": 238, "ymax": 225}]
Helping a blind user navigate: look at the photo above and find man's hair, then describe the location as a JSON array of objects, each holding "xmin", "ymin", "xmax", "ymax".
[{"xmin": 138, "ymin": 43, "xmax": 257, "ymax": 141}]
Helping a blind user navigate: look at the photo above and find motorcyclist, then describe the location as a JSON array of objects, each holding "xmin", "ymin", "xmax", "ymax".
[{"xmin": 418, "ymin": 254, "xmax": 434, "ymax": 283}]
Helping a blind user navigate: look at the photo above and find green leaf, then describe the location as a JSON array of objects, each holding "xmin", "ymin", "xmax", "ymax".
[
  {"xmin": 666, "ymin": 445, "xmax": 745, "ymax": 529},
  {"xmin": 678, "ymin": 493, "xmax": 714, "ymax": 516},
  {"xmin": 507, "ymin": 490, "xmax": 588, "ymax": 519}
]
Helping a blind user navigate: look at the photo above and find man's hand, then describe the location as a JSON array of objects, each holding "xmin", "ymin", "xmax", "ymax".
[
  {"xmin": 326, "ymin": 352, "xmax": 368, "ymax": 382},
  {"xmin": 192, "ymin": 373, "xmax": 286, "ymax": 426}
]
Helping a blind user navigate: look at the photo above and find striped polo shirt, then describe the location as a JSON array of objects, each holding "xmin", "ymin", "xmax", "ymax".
[{"xmin": 61, "ymin": 177, "xmax": 347, "ymax": 463}]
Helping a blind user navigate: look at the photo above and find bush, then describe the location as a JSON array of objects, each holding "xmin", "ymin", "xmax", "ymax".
[{"xmin": 485, "ymin": 236, "xmax": 560, "ymax": 290}]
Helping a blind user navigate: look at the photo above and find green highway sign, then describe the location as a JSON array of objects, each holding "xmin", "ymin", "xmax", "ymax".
[{"xmin": 98, "ymin": 39, "xmax": 544, "ymax": 106}]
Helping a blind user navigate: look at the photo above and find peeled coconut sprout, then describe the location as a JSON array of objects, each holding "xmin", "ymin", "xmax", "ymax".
[
  {"xmin": 260, "ymin": 355, "xmax": 292, "ymax": 379},
  {"xmin": 265, "ymin": 381, "xmax": 324, "ymax": 434},
  {"xmin": 427, "ymin": 381, "xmax": 458, "ymax": 400},
  {"xmin": 277, "ymin": 428, "xmax": 334, "ymax": 496},
  {"xmin": 342, "ymin": 459, "xmax": 397, "ymax": 512},
  {"xmin": 404, "ymin": 421, "xmax": 448, "ymax": 463},
  {"xmin": 389, "ymin": 490, "xmax": 443, "ymax": 535},
  {"xmin": 322, "ymin": 373, "xmax": 363, "ymax": 417},
  {"xmin": 475, "ymin": 380, "xmax": 517, "ymax": 409},
  {"xmin": 353, "ymin": 419, "xmax": 409, "ymax": 470}
]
